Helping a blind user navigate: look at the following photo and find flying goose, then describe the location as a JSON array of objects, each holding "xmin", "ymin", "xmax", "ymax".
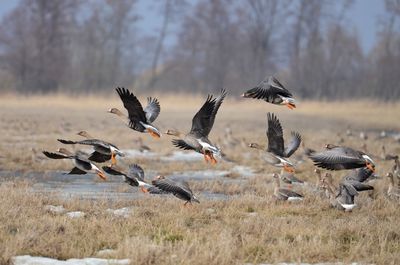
[
  {"xmin": 272, "ymin": 173, "xmax": 303, "ymax": 201},
  {"xmin": 309, "ymin": 144, "xmax": 375, "ymax": 172},
  {"xmin": 57, "ymin": 131, "xmax": 124, "ymax": 165},
  {"xmin": 341, "ymin": 167, "xmax": 379, "ymax": 185},
  {"xmin": 102, "ymin": 164, "xmax": 165, "ymax": 194},
  {"xmin": 322, "ymin": 179, "xmax": 358, "ymax": 211},
  {"xmin": 109, "ymin": 87, "xmax": 161, "ymax": 138},
  {"xmin": 152, "ymin": 176, "xmax": 199, "ymax": 205},
  {"xmin": 42, "ymin": 148, "xmax": 106, "ymax": 180},
  {"xmin": 248, "ymin": 113, "xmax": 301, "ymax": 172},
  {"xmin": 242, "ymin": 76, "xmax": 296, "ymax": 109},
  {"xmin": 165, "ymin": 89, "xmax": 227, "ymax": 164}
]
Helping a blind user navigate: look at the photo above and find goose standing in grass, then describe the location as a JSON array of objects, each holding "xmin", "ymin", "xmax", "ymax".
[
  {"xmin": 386, "ymin": 173, "xmax": 400, "ymax": 199},
  {"xmin": 42, "ymin": 148, "xmax": 106, "ymax": 180},
  {"xmin": 109, "ymin": 87, "xmax": 161, "ymax": 138},
  {"xmin": 152, "ymin": 176, "xmax": 200, "ymax": 205},
  {"xmin": 242, "ymin": 76, "xmax": 296, "ymax": 109},
  {"xmin": 165, "ymin": 89, "xmax": 227, "ymax": 164},
  {"xmin": 309, "ymin": 144, "xmax": 375, "ymax": 172},
  {"xmin": 272, "ymin": 173, "xmax": 303, "ymax": 201},
  {"xmin": 57, "ymin": 131, "xmax": 124, "ymax": 165},
  {"xmin": 102, "ymin": 164, "xmax": 165, "ymax": 194},
  {"xmin": 249, "ymin": 112, "xmax": 301, "ymax": 172}
]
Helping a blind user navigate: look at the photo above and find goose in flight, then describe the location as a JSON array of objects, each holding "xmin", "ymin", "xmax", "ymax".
[
  {"xmin": 309, "ymin": 144, "xmax": 375, "ymax": 172},
  {"xmin": 42, "ymin": 148, "xmax": 106, "ymax": 180},
  {"xmin": 242, "ymin": 76, "xmax": 296, "ymax": 109},
  {"xmin": 152, "ymin": 176, "xmax": 200, "ymax": 205},
  {"xmin": 248, "ymin": 112, "xmax": 301, "ymax": 172},
  {"xmin": 109, "ymin": 87, "xmax": 161, "ymax": 138},
  {"xmin": 102, "ymin": 164, "xmax": 165, "ymax": 194},
  {"xmin": 165, "ymin": 89, "xmax": 227, "ymax": 164},
  {"xmin": 57, "ymin": 131, "xmax": 124, "ymax": 165}
]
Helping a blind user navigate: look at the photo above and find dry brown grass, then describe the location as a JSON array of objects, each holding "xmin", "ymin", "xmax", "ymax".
[{"xmin": 0, "ymin": 95, "xmax": 400, "ymax": 264}]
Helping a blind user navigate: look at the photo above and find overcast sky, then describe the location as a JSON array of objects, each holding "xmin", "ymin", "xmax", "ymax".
[{"xmin": 0, "ymin": 0, "xmax": 386, "ymax": 53}]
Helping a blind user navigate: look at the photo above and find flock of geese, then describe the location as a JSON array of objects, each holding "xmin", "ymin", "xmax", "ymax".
[{"xmin": 42, "ymin": 76, "xmax": 400, "ymax": 209}]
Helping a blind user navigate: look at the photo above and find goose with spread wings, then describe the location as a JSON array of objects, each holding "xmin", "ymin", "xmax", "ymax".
[
  {"xmin": 242, "ymin": 76, "xmax": 296, "ymax": 109},
  {"xmin": 57, "ymin": 131, "xmax": 124, "ymax": 165},
  {"xmin": 248, "ymin": 112, "xmax": 301, "ymax": 172},
  {"xmin": 109, "ymin": 87, "xmax": 161, "ymax": 138},
  {"xmin": 42, "ymin": 148, "xmax": 106, "ymax": 180},
  {"xmin": 152, "ymin": 176, "xmax": 199, "ymax": 205},
  {"xmin": 309, "ymin": 144, "xmax": 375, "ymax": 172},
  {"xmin": 102, "ymin": 164, "xmax": 165, "ymax": 194},
  {"xmin": 165, "ymin": 89, "xmax": 227, "ymax": 164}
]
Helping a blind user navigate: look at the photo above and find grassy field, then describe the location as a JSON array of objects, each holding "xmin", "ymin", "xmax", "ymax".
[{"xmin": 0, "ymin": 94, "xmax": 400, "ymax": 264}]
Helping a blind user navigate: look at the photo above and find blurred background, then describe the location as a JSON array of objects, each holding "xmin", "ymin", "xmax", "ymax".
[{"xmin": 0, "ymin": 0, "xmax": 398, "ymax": 99}]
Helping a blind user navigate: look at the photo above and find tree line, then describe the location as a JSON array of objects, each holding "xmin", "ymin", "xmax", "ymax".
[{"xmin": 0, "ymin": 0, "xmax": 399, "ymax": 100}]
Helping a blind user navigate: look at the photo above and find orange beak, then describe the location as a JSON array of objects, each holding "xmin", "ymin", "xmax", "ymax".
[
  {"xmin": 97, "ymin": 171, "xmax": 107, "ymax": 180},
  {"xmin": 366, "ymin": 162, "xmax": 375, "ymax": 172},
  {"xmin": 285, "ymin": 103, "xmax": 296, "ymax": 110},
  {"xmin": 111, "ymin": 153, "xmax": 117, "ymax": 165},
  {"xmin": 140, "ymin": 187, "xmax": 148, "ymax": 193},
  {"xmin": 147, "ymin": 128, "xmax": 160, "ymax": 139},
  {"xmin": 283, "ymin": 164, "xmax": 295, "ymax": 173}
]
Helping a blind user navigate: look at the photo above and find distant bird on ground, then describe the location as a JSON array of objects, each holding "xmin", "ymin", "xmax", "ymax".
[
  {"xmin": 57, "ymin": 131, "xmax": 124, "ymax": 165},
  {"xmin": 242, "ymin": 76, "xmax": 296, "ymax": 109},
  {"xmin": 133, "ymin": 137, "xmax": 151, "ymax": 152},
  {"xmin": 152, "ymin": 176, "xmax": 200, "ymax": 205},
  {"xmin": 381, "ymin": 145, "xmax": 399, "ymax": 161},
  {"xmin": 102, "ymin": 164, "xmax": 165, "ymax": 194},
  {"xmin": 309, "ymin": 144, "xmax": 375, "ymax": 172},
  {"xmin": 386, "ymin": 173, "xmax": 400, "ymax": 200},
  {"xmin": 165, "ymin": 89, "xmax": 227, "ymax": 164},
  {"xmin": 249, "ymin": 112, "xmax": 301, "ymax": 172},
  {"xmin": 272, "ymin": 173, "xmax": 303, "ymax": 201},
  {"xmin": 280, "ymin": 171, "xmax": 304, "ymax": 186},
  {"xmin": 42, "ymin": 148, "xmax": 106, "ymax": 180},
  {"xmin": 109, "ymin": 87, "xmax": 161, "ymax": 138}
]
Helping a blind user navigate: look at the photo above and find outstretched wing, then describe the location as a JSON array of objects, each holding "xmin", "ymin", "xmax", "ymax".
[
  {"xmin": 190, "ymin": 95, "xmax": 217, "ymax": 137},
  {"xmin": 115, "ymin": 87, "xmax": 146, "ymax": 129},
  {"xmin": 242, "ymin": 76, "xmax": 292, "ymax": 100},
  {"xmin": 67, "ymin": 167, "xmax": 87, "ymax": 175},
  {"xmin": 203, "ymin": 89, "xmax": 226, "ymax": 137},
  {"xmin": 144, "ymin": 97, "xmax": 161, "ymax": 123},
  {"xmin": 152, "ymin": 178, "xmax": 192, "ymax": 197},
  {"xmin": 43, "ymin": 151, "xmax": 70, "ymax": 159},
  {"xmin": 284, "ymin": 131, "xmax": 302, "ymax": 157},
  {"xmin": 102, "ymin": 165, "xmax": 126, "ymax": 176},
  {"xmin": 88, "ymin": 152, "xmax": 111, "ymax": 163},
  {"xmin": 172, "ymin": 139, "xmax": 196, "ymax": 151},
  {"xmin": 266, "ymin": 113, "xmax": 284, "ymax": 156},
  {"xmin": 128, "ymin": 164, "xmax": 145, "ymax": 181},
  {"xmin": 309, "ymin": 148, "xmax": 364, "ymax": 170}
]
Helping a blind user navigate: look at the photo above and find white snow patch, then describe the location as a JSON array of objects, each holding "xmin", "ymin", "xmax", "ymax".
[
  {"xmin": 66, "ymin": 211, "xmax": 85, "ymax": 219},
  {"xmin": 123, "ymin": 149, "xmax": 158, "ymax": 159},
  {"xmin": 161, "ymin": 151, "xmax": 203, "ymax": 162},
  {"xmin": 44, "ymin": 205, "xmax": 66, "ymax": 215},
  {"xmin": 106, "ymin": 207, "xmax": 131, "ymax": 218},
  {"xmin": 231, "ymin": 165, "xmax": 255, "ymax": 177},
  {"xmin": 12, "ymin": 255, "xmax": 130, "ymax": 265}
]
